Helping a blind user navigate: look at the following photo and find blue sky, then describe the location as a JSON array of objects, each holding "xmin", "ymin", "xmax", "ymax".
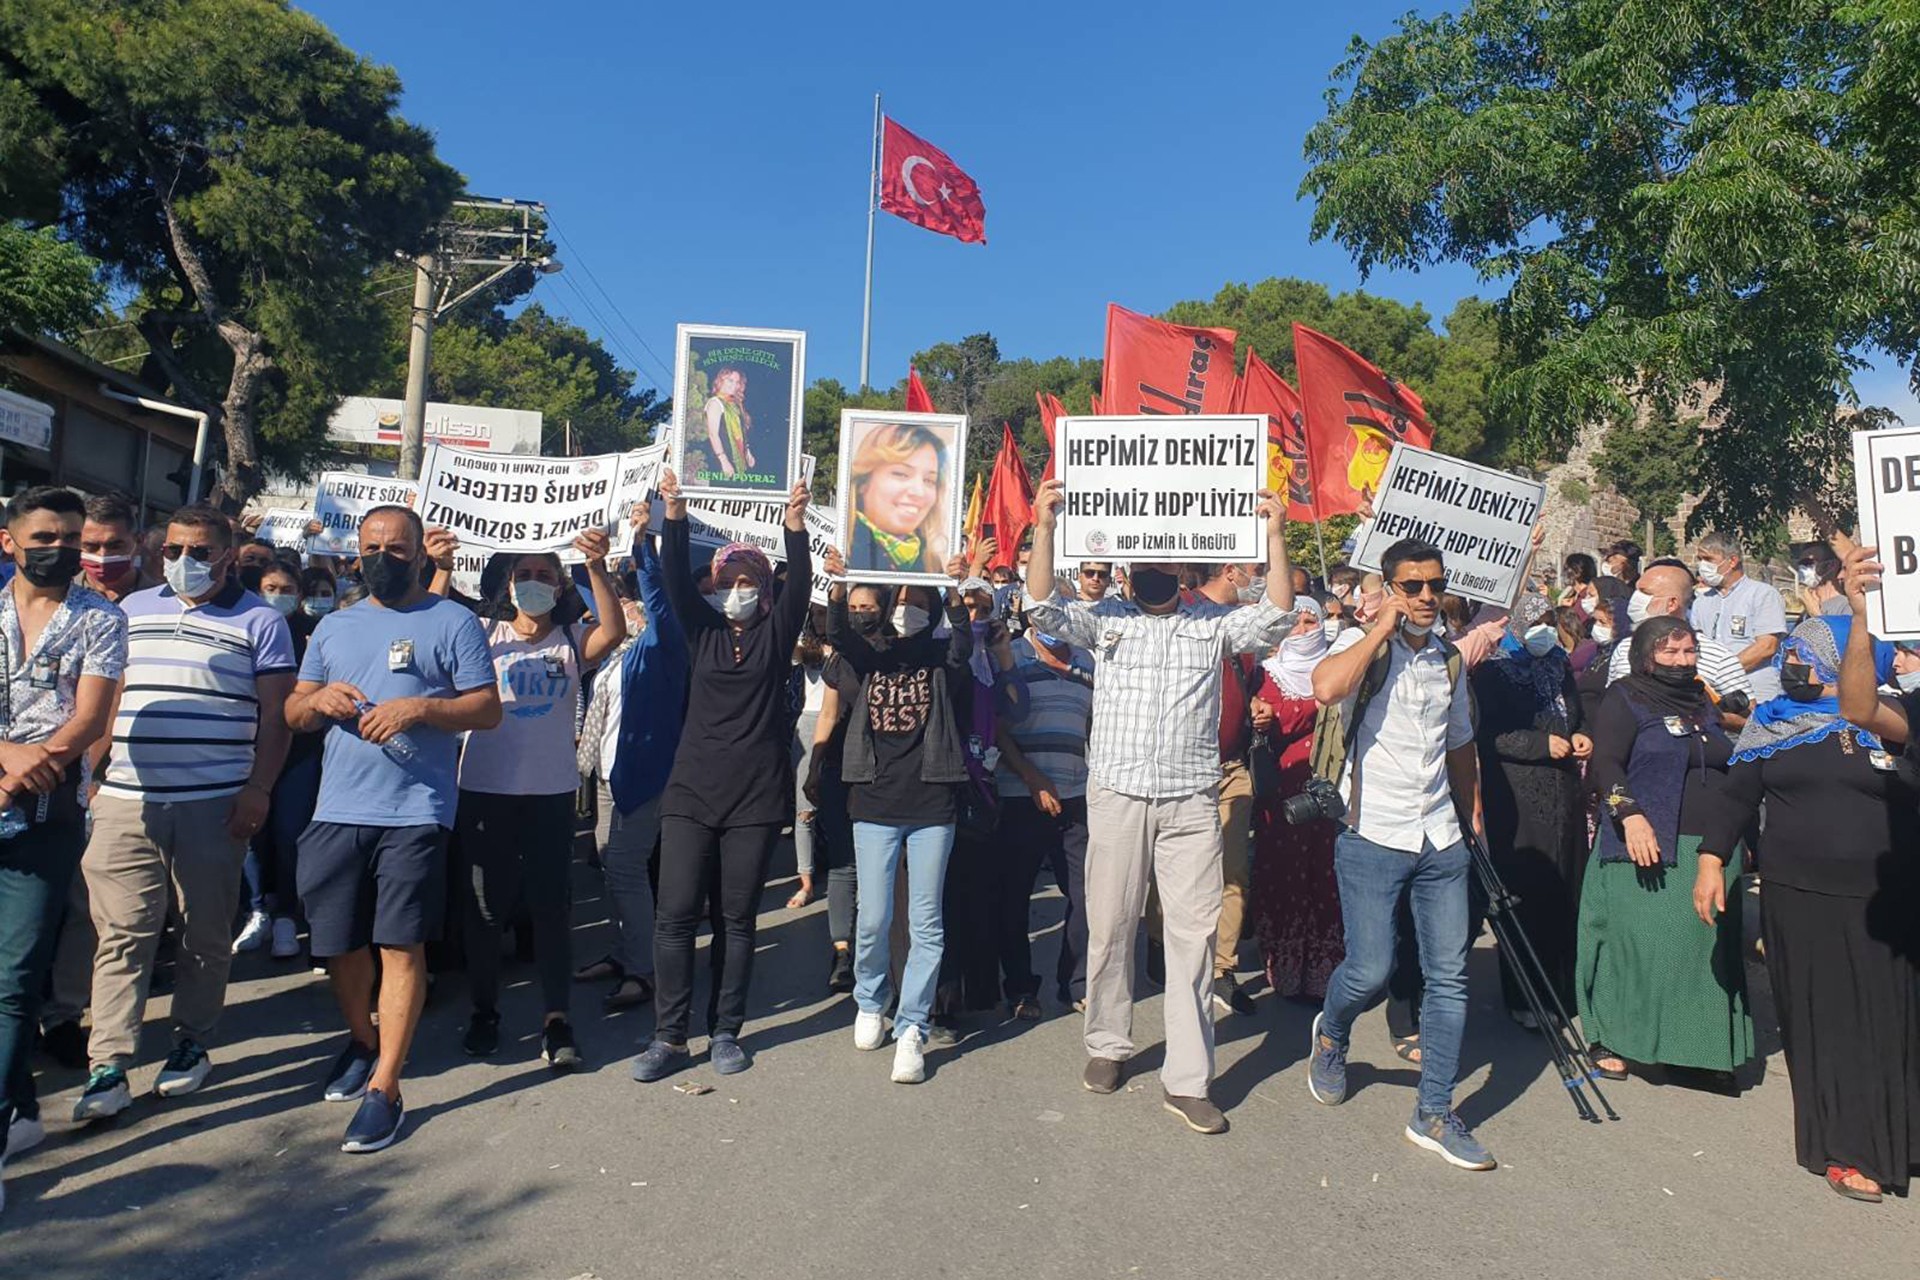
[{"xmin": 306, "ymin": 0, "xmax": 1915, "ymax": 420}]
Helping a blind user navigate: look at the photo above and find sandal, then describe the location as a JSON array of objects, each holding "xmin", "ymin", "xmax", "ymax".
[
  {"xmin": 573, "ymin": 955, "xmax": 624, "ymax": 984},
  {"xmin": 602, "ymin": 975, "xmax": 654, "ymax": 1011},
  {"xmin": 1392, "ymin": 1035, "xmax": 1422, "ymax": 1064},
  {"xmin": 1012, "ymin": 996, "xmax": 1042, "ymax": 1022},
  {"xmin": 1826, "ymin": 1166, "xmax": 1884, "ymax": 1203},
  {"xmin": 1585, "ymin": 1042, "xmax": 1629, "ymax": 1081}
]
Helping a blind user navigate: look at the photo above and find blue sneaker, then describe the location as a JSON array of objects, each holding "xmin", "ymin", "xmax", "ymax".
[
  {"xmin": 340, "ymin": 1087, "xmax": 405, "ymax": 1154},
  {"xmin": 710, "ymin": 1033, "xmax": 749, "ymax": 1076},
  {"xmin": 630, "ymin": 1040, "xmax": 689, "ymax": 1083},
  {"xmin": 1405, "ymin": 1108, "xmax": 1496, "ymax": 1171},
  {"xmin": 1307, "ymin": 1012, "xmax": 1347, "ymax": 1106},
  {"xmin": 322, "ymin": 1040, "xmax": 377, "ymax": 1103}
]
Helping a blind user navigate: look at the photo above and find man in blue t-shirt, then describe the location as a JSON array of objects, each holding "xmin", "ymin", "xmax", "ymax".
[{"xmin": 286, "ymin": 505, "xmax": 499, "ymax": 1154}]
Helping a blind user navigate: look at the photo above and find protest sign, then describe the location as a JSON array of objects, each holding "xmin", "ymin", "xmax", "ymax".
[
  {"xmin": 1054, "ymin": 414, "xmax": 1265, "ymax": 562},
  {"xmin": 832, "ymin": 410, "xmax": 968, "ymax": 585},
  {"xmin": 607, "ymin": 442, "xmax": 669, "ymax": 529},
  {"xmin": 1351, "ymin": 444, "xmax": 1545, "ymax": 607},
  {"xmin": 804, "ymin": 507, "xmax": 837, "ymax": 606},
  {"xmin": 672, "ymin": 324, "xmax": 806, "ymax": 500},
  {"xmin": 1851, "ymin": 427, "xmax": 1920, "ymax": 640},
  {"xmin": 255, "ymin": 508, "xmax": 315, "ymax": 551},
  {"xmin": 416, "ymin": 443, "xmax": 623, "ymax": 555},
  {"xmin": 310, "ymin": 473, "xmax": 419, "ymax": 556},
  {"xmin": 684, "ymin": 494, "xmax": 792, "ymax": 558}
]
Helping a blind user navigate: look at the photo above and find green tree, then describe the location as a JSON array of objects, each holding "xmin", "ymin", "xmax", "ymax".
[
  {"xmin": 0, "ymin": 222, "xmax": 103, "ymax": 338},
  {"xmin": 1300, "ymin": 0, "xmax": 1920, "ymax": 537},
  {"xmin": 0, "ymin": 0, "xmax": 461, "ymax": 506}
]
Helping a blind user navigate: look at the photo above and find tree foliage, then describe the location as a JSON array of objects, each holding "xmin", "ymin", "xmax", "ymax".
[
  {"xmin": 0, "ymin": 222, "xmax": 104, "ymax": 338},
  {"xmin": 1301, "ymin": 0, "xmax": 1920, "ymax": 537},
  {"xmin": 0, "ymin": 0, "xmax": 462, "ymax": 506}
]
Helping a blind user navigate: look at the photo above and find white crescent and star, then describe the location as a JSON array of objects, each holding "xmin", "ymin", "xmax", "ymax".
[{"xmin": 900, "ymin": 155, "xmax": 954, "ymax": 205}]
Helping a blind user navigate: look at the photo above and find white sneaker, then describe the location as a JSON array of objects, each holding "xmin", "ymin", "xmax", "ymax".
[
  {"xmin": 154, "ymin": 1040, "xmax": 212, "ymax": 1097},
  {"xmin": 853, "ymin": 1009, "xmax": 887, "ymax": 1052},
  {"xmin": 232, "ymin": 910, "xmax": 271, "ymax": 954},
  {"xmin": 890, "ymin": 1026, "xmax": 926, "ymax": 1084},
  {"xmin": 6, "ymin": 1114, "xmax": 45, "ymax": 1157},
  {"xmin": 269, "ymin": 916, "xmax": 300, "ymax": 959}
]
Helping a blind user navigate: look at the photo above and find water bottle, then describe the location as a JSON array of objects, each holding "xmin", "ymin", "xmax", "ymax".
[
  {"xmin": 354, "ymin": 700, "xmax": 419, "ymax": 766},
  {"xmin": 0, "ymin": 792, "xmax": 50, "ymax": 841}
]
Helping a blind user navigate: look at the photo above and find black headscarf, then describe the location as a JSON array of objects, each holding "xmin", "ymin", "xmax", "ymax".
[{"xmin": 1617, "ymin": 614, "xmax": 1710, "ymax": 716}]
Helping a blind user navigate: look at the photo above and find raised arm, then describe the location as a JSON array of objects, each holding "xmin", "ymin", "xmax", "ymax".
[
  {"xmin": 655, "ymin": 468, "xmax": 711, "ymax": 630},
  {"xmin": 575, "ymin": 529, "xmax": 628, "ymax": 669},
  {"xmin": 1837, "ymin": 544, "xmax": 1909, "ymax": 744},
  {"xmin": 1313, "ymin": 592, "xmax": 1411, "ymax": 704},
  {"xmin": 773, "ymin": 483, "xmax": 812, "ymax": 649}
]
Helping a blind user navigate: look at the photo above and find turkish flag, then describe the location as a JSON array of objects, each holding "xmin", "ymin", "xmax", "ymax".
[
  {"xmin": 1231, "ymin": 349, "xmax": 1314, "ymax": 520},
  {"xmin": 980, "ymin": 422, "xmax": 1034, "ymax": 569},
  {"xmin": 906, "ymin": 366, "xmax": 935, "ymax": 412},
  {"xmin": 1101, "ymin": 304, "xmax": 1238, "ymax": 417},
  {"xmin": 1292, "ymin": 323, "xmax": 1433, "ymax": 518},
  {"xmin": 879, "ymin": 118, "xmax": 987, "ymax": 245},
  {"xmin": 1034, "ymin": 391, "xmax": 1065, "ymax": 483}
]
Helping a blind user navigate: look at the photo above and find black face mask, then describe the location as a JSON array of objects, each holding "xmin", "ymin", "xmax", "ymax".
[
  {"xmin": 848, "ymin": 611, "xmax": 883, "ymax": 636},
  {"xmin": 360, "ymin": 552, "xmax": 416, "ymax": 605},
  {"xmin": 1651, "ymin": 663, "xmax": 1699, "ymax": 687},
  {"xmin": 1781, "ymin": 661, "xmax": 1824, "ymax": 702},
  {"xmin": 1131, "ymin": 567, "xmax": 1180, "ymax": 608},
  {"xmin": 19, "ymin": 546, "xmax": 82, "ymax": 589}
]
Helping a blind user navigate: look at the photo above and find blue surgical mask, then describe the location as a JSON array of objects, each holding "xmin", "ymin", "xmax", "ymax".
[
  {"xmin": 1897, "ymin": 670, "xmax": 1920, "ymax": 693},
  {"xmin": 164, "ymin": 552, "xmax": 218, "ymax": 599},
  {"xmin": 1523, "ymin": 625, "xmax": 1560, "ymax": 657}
]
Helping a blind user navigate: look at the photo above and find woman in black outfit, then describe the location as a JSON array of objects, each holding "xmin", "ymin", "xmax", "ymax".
[
  {"xmin": 632, "ymin": 470, "xmax": 811, "ymax": 1082},
  {"xmin": 1740, "ymin": 610, "xmax": 1920, "ymax": 1204},
  {"xmin": 1470, "ymin": 594, "xmax": 1591, "ymax": 1025}
]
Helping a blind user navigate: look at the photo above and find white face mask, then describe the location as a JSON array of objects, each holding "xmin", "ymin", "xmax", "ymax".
[
  {"xmin": 1236, "ymin": 577, "xmax": 1266, "ymax": 605},
  {"xmin": 706, "ymin": 586, "xmax": 760, "ymax": 622},
  {"xmin": 1598, "ymin": 563, "xmax": 1616, "ymax": 579},
  {"xmin": 1523, "ymin": 625, "xmax": 1560, "ymax": 657},
  {"xmin": 164, "ymin": 552, "xmax": 218, "ymax": 599},
  {"xmin": 1591, "ymin": 623, "xmax": 1614, "ymax": 645},
  {"xmin": 892, "ymin": 604, "xmax": 931, "ymax": 636},
  {"xmin": 1322, "ymin": 619, "xmax": 1343, "ymax": 642},
  {"xmin": 1898, "ymin": 670, "xmax": 1920, "ymax": 693},
  {"xmin": 511, "ymin": 579, "xmax": 558, "ymax": 618},
  {"xmin": 1626, "ymin": 590, "xmax": 1654, "ymax": 627},
  {"xmin": 1697, "ymin": 558, "xmax": 1726, "ymax": 588},
  {"xmin": 1400, "ymin": 619, "xmax": 1433, "ymax": 638},
  {"xmin": 1795, "ymin": 564, "xmax": 1822, "ymax": 588}
]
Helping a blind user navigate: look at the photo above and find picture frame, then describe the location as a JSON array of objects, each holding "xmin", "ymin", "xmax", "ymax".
[
  {"xmin": 670, "ymin": 323, "xmax": 806, "ymax": 500},
  {"xmin": 832, "ymin": 408, "xmax": 969, "ymax": 586}
]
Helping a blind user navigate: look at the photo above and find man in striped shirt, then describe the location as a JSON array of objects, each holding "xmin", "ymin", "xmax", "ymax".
[
  {"xmin": 1025, "ymin": 478, "xmax": 1297, "ymax": 1136},
  {"xmin": 1608, "ymin": 560, "xmax": 1754, "ymax": 707},
  {"xmin": 74, "ymin": 505, "xmax": 294, "ymax": 1120}
]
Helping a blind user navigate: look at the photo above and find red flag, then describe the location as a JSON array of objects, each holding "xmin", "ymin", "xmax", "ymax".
[
  {"xmin": 1231, "ymin": 349, "xmax": 1314, "ymax": 521},
  {"xmin": 879, "ymin": 118, "xmax": 987, "ymax": 245},
  {"xmin": 906, "ymin": 366, "xmax": 935, "ymax": 413},
  {"xmin": 980, "ymin": 422, "xmax": 1034, "ymax": 570},
  {"xmin": 1101, "ymin": 303, "xmax": 1238, "ymax": 417},
  {"xmin": 1034, "ymin": 391, "xmax": 1065, "ymax": 483},
  {"xmin": 1292, "ymin": 323, "xmax": 1433, "ymax": 518}
]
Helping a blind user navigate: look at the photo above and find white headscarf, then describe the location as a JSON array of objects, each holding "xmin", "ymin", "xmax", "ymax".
[{"xmin": 1262, "ymin": 597, "xmax": 1327, "ymax": 699}]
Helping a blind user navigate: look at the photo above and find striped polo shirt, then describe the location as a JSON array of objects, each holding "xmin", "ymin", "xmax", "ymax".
[
  {"xmin": 997, "ymin": 641, "xmax": 1095, "ymax": 800},
  {"xmin": 101, "ymin": 579, "xmax": 297, "ymax": 802}
]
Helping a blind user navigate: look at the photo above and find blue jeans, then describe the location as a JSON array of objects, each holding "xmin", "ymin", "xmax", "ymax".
[
  {"xmin": 1319, "ymin": 829, "xmax": 1471, "ymax": 1116},
  {"xmin": 852, "ymin": 821, "xmax": 955, "ymax": 1037},
  {"xmin": 0, "ymin": 781, "xmax": 85, "ymax": 1131}
]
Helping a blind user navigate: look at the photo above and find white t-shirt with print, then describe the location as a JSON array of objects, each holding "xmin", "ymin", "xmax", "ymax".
[{"xmin": 458, "ymin": 620, "xmax": 586, "ymax": 797}]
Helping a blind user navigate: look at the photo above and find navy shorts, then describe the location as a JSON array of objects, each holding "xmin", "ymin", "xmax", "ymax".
[{"xmin": 297, "ymin": 821, "xmax": 449, "ymax": 958}]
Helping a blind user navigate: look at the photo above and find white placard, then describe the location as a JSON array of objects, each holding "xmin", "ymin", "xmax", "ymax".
[
  {"xmin": 680, "ymin": 497, "xmax": 831, "ymax": 603},
  {"xmin": 1351, "ymin": 444, "xmax": 1545, "ymax": 607},
  {"xmin": 310, "ymin": 473, "xmax": 420, "ymax": 556},
  {"xmin": 256, "ymin": 508, "xmax": 314, "ymax": 550},
  {"xmin": 1851, "ymin": 426, "xmax": 1920, "ymax": 640},
  {"xmin": 415, "ymin": 443, "xmax": 624, "ymax": 555},
  {"xmin": 1054, "ymin": 414, "xmax": 1265, "ymax": 563},
  {"xmin": 0, "ymin": 388, "xmax": 54, "ymax": 452}
]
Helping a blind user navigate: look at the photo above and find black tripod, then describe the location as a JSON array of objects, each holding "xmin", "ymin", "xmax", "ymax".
[{"xmin": 1465, "ymin": 829, "xmax": 1620, "ymax": 1124}]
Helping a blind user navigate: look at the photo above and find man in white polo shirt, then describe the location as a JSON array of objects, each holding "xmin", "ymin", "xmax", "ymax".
[
  {"xmin": 1608, "ymin": 559, "xmax": 1754, "ymax": 704},
  {"xmin": 1690, "ymin": 532, "xmax": 1788, "ymax": 702}
]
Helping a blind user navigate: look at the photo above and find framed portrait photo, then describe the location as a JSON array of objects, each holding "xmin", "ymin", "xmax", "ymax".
[
  {"xmin": 833, "ymin": 409, "xmax": 968, "ymax": 586},
  {"xmin": 671, "ymin": 324, "xmax": 806, "ymax": 500}
]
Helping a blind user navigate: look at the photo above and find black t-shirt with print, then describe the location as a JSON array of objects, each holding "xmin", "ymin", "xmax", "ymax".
[{"xmin": 847, "ymin": 662, "xmax": 956, "ymax": 825}]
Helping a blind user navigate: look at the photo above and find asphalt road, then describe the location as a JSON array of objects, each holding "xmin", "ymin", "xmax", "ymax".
[{"xmin": 4, "ymin": 851, "xmax": 1916, "ymax": 1280}]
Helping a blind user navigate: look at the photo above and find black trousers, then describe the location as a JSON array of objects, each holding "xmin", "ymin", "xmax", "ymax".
[
  {"xmin": 997, "ymin": 795, "xmax": 1089, "ymax": 1002},
  {"xmin": 458, "ymin": 790, "xmax": 575, "ymax": 1018},
  {"xmin": 653, "ymin": 817, "xmax": 779, "ymax": 1044}
]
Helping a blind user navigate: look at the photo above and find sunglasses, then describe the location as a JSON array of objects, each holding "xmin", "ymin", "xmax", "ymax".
[
  {"xmin": 1391, "ymin": 576, "xmax": 1449, "ymax": 598},
  {"xmin": 1080, "ymin": 568, "xmax": 1110, "ymax": 580},
  {"xmin": 161, "ymin": 543, "xmax": 220, "ymax": 563}
]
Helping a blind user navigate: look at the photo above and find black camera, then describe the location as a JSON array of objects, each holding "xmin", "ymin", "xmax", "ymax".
[
  {"xmin": 1282, "ymin": 776, "xmax": 1348, "ymax": 827},
  {"xmin": 1719, "ymin": 691, "xmax": 1753, "ymax": 718}
]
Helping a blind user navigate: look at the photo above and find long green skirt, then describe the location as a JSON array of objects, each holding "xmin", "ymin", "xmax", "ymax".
[{"xmin": 1574, "ymin": 834, "xmax": 1754, "ymax": 1072}]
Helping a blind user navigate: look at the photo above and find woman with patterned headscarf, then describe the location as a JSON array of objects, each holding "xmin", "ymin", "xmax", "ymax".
[
  {"xmin": 631, "ymin": 469, "xmax": 812, "ymax": 1084},
  {"xmin": 1705, "ymin": 615, "xmax": 1920, "ymax": 1203},
  {"xmin": 1469, "ymin": 594, "xmax": 1592, "ymax": 1027}
]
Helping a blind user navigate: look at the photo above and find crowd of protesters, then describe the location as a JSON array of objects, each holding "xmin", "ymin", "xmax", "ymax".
[{"xmin": 1, "ymin": 473, "xmax": 1915, "ymax": 1212}]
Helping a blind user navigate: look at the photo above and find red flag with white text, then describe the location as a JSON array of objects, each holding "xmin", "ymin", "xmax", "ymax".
[
  {"xmin": 1231, "ymin": 349, "xmax": 1314, "ymax": 520},
  {"xmin": 1292, "ymin": 323, "xmax": 1433, "ymax": 518},
  {"xmin": 1101, "ymin": 303, "xmax": 1238, "ymax": 417},
  {"xmin": 879, "ymin": 118, "xmax": 987, "ymax": 245}
]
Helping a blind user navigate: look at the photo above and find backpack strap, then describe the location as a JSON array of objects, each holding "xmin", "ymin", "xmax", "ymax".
[{"xmin": 1310, "ymin": 632, "xmax": 1468, "ymax": 789}]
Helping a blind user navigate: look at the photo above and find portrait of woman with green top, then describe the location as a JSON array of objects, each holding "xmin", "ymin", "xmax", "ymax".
[{"xmin": 703, "ymin": 367, "xmax": 755, "ymax": 481}]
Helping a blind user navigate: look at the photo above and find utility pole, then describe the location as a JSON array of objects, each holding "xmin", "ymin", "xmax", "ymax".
[{"xmin": 398, "ymin": 196, "xmax": 562, "ymax": 479}]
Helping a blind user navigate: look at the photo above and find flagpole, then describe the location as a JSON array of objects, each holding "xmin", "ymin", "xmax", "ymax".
[
  {"xmin": 859, "ymin": 93, "xmax": 881, "ymax": 392},
  {"xmin": 1296, "ymin": 412, "xmax": 1334, "ymax": 585}
]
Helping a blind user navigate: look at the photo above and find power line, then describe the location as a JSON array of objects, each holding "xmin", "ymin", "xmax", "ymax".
[
  {"xmin": 545, "ymin": 219, "xmax": 676, "ymax": 391},
  {"xmin": 550, "ymin": 270, "xmax": 666, "ymax": 395}
]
